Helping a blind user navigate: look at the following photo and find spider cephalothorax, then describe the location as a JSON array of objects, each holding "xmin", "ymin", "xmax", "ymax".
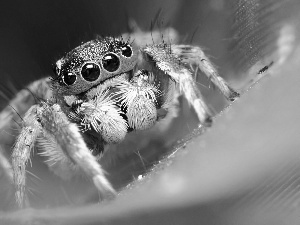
[
  {"xmin": 52, "ymin": 37, "xmax": 163, "ymax": 144},
  {"xmin": 52, "ymin": 37, "xmax": 138, "ymax": 95},
  {"xmin": 3, "ymin": 34, "xmax": 239, "ymax": 208}
]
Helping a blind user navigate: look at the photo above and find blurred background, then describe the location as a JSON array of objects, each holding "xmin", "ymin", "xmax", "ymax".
[
  {"xmin": 0, "ymin": 0, "xmax": 275, "ymax": 97},
  {"xmin": 1, "ymin": 0, "xmax": 300, "ymax": 224}
]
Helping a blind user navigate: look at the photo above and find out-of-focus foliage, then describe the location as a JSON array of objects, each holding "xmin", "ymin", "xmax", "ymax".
[{"xmin": 229, "ymin": 0, "xmax": 298, "ymax": 74}]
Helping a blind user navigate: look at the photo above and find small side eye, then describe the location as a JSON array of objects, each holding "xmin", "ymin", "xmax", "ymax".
[
  {"xmin": 62, "ymin": 72, "xmax": 77, "ymax": 85},
  {"xmin": 52, "ymin": 65, "xmax": 61, "ymax": 77},
  {"xmin": 53, "ymin": 60, "xmax": 62, "ymax": 77},
  {"xmin": 102, "ymin": 53, "xmax": 120, "ymax": 72},
  {"xmin": 81, "ymin": 63, "xmax": 100, "ymax": 82},
  {"xmin": 121, "ymin": 44, "xmax": 132, "ymax": 57}
]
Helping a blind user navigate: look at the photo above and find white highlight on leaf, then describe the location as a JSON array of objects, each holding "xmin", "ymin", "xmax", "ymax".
[{"xmin": 277, "ymin": 24, "xmax": 296, "ymax": 65}]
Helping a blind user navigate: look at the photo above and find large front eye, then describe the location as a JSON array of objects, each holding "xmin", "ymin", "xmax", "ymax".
[
  {"xmin": 102, "ymin": 53, "xmax": 120, "ymax": 72},
  {"xmin": 121, "ymin": 44, "xmax": 132, "ymax": 57},
  {"xmin": 62, "ymin": 72, "xmax": 77, "ymax": 85},
  {"xmin": 81, "ymin": 63, "xmax": 100, "ymax": 81}
]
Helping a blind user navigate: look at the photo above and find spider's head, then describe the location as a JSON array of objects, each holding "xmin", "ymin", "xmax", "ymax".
[{"xmin": 52, "ymin": 37, "xmax": 138, "ymax": 95}]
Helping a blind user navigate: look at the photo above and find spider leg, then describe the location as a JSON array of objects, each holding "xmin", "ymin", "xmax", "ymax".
[
  {"xmin": 12, "ymin": 105, "xmax": 42, "ymax": 208},
  {"xmin": 160, "ymin": 80, "xmax": 181, "ymax": 121},
  {"xmin": 171, "ymin": 45, "xmax": 240, "ymax": 101},
  {"xmin": 37, "ymin": 133, "xmax": 82, "ymax": 180},
  {"xmin": 12, "ymin": 101, "xmax": 116, "ymax": 208},
  {"xmin": 141, "ymin": 44, "xmax": 213, "ymax": 125},
  {"xmin": 0, "ymin": 78, "xmax": 52, "ymax": 148},
  {"xmin": 38, "ymin": 103, "xmax": 116, "ymax": 199}
]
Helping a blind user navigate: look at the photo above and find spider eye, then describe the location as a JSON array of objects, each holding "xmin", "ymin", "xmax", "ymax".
[
  {"xmin": 62, "ymin": 72, "xmax": 77, "ymax": 85},
  {"xmin": 121, "ymin": 44, "xmax": 132, "ymax": 57},
  {"xmin": 102, "ymin": 53, "xmax": 120, "ymax": 72},
  {"xmin": 81, "ymin": 63, "xmax": 100, "ymax": 82},
  {"xmin": 52, "ymin": 64, "xmax": 60, "ymax": 76}
]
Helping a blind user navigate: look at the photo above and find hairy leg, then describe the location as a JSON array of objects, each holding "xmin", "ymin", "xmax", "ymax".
[
  {"xmin": 38, "ymin": 103, "xmax": 116, "ymax": 199},
  {"xmin": 12, "ymin": 105, "xmax": 42, "ymax": 208},
  {"xmin": 141, "ymin": 44, "xmax": 213, "ymax": 125},
  {"xmin": 12, "ymin": 101, "xmax": 116, "ymax": 208},
  {"xmin": 0, "ymin": 78, "xmax": 52, "ymax": 147},
  {"xmin": 172, "ymin": 45, "xmax": 240, "ymax": 101}
]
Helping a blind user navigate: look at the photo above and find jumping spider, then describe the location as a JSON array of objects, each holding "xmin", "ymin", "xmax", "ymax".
[{"xmin": 3, "ymin": 33, "xmax": 239, "ymax": 208}]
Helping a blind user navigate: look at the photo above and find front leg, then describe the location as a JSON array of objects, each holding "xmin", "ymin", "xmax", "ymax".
[
  {"xmin": 0, "ymin": 78, "xmax": 52, "ymax": 150},
  {"xmin": 12, "ymin": 102, "xmax": 116, "ymax": 208},
  {"xmin": 172, "ymin": 45, "xmax": 240, "ymax": 101},
  {"xmin": 141, "ymin": 44, "xmax": 213, "ymax": 125},
  {"xmin": 12, "ymin": 105, "xmax": 42, "ymax": 208},
  {"xmin": 39, "ymin": 103, "xmax": 116, "ymax": 198}
]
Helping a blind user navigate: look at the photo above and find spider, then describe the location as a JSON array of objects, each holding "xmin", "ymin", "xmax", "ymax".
[{"xmin": 1, "ymin": 31, "xmax": 239, "ymax": 208}]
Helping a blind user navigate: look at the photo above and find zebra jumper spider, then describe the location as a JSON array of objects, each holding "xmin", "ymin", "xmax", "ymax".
[{"xmin": 6, "ymin": 34, "xmax": 239, "ymax": 208}]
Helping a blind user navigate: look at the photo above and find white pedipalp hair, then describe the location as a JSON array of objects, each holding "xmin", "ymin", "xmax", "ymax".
[
  {"xmin": 111, "ymin": 75, "xmax": 160, "ymax": 130},
  {"xmin": 79, "ymin": 89, "xmax": 128, "ymax": 143}
]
